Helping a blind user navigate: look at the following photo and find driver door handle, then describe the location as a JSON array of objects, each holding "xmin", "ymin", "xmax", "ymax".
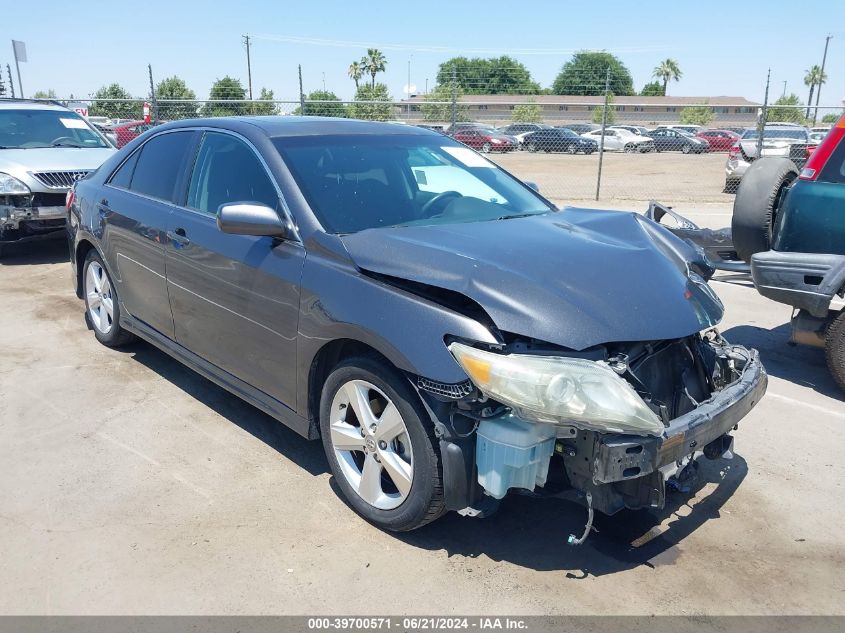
[{"xmin": 167, "ymin": 227, "xmax": 190, "ymax": 247}]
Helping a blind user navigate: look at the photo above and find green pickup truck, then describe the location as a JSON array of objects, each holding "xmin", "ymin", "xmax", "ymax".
[{"xmin": 731, "ymin": 116, "xmax": 845, "ymax": 390}]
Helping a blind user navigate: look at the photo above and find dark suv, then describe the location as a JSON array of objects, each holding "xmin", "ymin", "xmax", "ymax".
[{"xmin": 68, "ymin": 117, "xmax": 765, "ymax": 534}]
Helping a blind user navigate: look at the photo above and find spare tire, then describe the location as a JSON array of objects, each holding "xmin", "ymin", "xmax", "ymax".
[{"xmin": 731, "ymin": 157, "xmax": 798, "ymax": 262}]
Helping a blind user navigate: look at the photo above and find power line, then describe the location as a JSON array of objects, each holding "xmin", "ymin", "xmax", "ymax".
[{"xmin": 249, "ymin": 33, "xmax": 668, "ymax": 56}]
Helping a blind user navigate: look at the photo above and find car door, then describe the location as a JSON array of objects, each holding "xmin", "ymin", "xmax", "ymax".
[
  {"xmin": 602, "ymin": 129, "xmax": 621, "ymax": 150},
  {"xmin": 100, "ymin": 130, "xmax": 196, "ymax": 338},
  {"xmin": 652, "ymin": 129, "xmax": 669, "ymax": 151},
  {"xmin": 164, "ymin": 130, "xmax": 304, "ymax": 408}
]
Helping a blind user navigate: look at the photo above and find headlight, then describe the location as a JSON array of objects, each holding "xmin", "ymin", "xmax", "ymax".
[
  {"xmin": 449, "ymin": 342, "xmax": 664, "ymax": 436},
  {"xmin": 0, "ymin": 173, "xmax": 30, "ymax": 195}
]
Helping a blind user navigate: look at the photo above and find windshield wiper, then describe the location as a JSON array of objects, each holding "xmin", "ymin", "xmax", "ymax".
[
  {"xmin": 50, "ymin": 142, "xmax": 84, "ymax": 148},
  {"xmin": 495, "ymin": 211, "xmax": 549, "ymax": 221}
]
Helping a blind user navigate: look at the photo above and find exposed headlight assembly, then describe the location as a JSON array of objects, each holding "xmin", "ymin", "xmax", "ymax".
[
  {"xmin": 449, "ymin": 342, "xmax": 664, "ymax": 436},
  {"xmin": 0, "ymin": 173, "xmax": 30, "ymax": 195}
]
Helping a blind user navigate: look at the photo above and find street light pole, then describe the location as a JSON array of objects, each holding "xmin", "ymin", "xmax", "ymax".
[{"xmin": 813, "ymin": 34, "xmax": 832, "ymax": 125}]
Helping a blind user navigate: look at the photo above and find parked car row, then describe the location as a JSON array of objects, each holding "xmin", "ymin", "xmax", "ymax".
[
  {"xmin": 725, "ymin": 123, "xmax": 817, "ymax": 191},
  {"xmin": 443, "ymin": 121, "xmax": 749, "ymax": 155}
]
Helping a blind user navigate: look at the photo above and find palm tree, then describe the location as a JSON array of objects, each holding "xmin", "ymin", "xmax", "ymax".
[
  {"xmin": 364, "ymin": 48, "xmax": 387, "ymax": 89},
  {"xmin": 348, "ymin": 61, "xmax": 364, "ymax": 90},
  {"xmin": 804, "ymin": 65, "xmax": 827, "ymax": 118},
  {"xmin": 652, "ymin": 59, "xmax": 682, "ymax": 96}
]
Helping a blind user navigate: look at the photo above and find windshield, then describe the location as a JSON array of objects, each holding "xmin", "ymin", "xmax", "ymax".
[
  {"xmin": 557, "ymin": 129, "xmax": 577, "ymax": 137},
  {"xmin": 274, "ymin": 134, "xmax": 553, "ymax": 234},
  {"xmin": 0, "ymin": 109, "xmax": 109, "ymax": 149},
  {"xmin": 741, "ymin": 128, "xmax": 808, "ymax": 141}
]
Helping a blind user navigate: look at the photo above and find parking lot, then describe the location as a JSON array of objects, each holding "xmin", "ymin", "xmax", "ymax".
[
  {"xmin": 491, "ymin": 150, "xmax": 735, "ymax": 206},
  {"xmin": 1, "ymin": 211, "xmax": 843, "ymax": 615}
]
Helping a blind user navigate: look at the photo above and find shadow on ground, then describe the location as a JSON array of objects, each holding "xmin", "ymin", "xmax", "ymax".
[
  {"xmin": 392, "ymin": 455, "xmax": 746, "ymax": 576},
  {"xmin": 125, "ymin": 341, "xmax": 328, "ymax": 477},
  {"xmin": 723, "ymin": 323, "xmax": 842, "ymax": 400},
  {"xmin": 0, "ymin": 237, "xmax": 67, "ymax": 265}
]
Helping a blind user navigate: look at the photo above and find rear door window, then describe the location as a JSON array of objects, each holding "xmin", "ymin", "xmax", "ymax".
[{"xmin": 129, "ymin": 131, "xmax": 195, "ymax": 202}]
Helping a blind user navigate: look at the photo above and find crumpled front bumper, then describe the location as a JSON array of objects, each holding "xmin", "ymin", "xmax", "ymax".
[
  {"xmin": 591, "ymin": 348, "xmax": 765, "ymax": 486},
  {"xmin": 1, "ymin": 202, "xmax": 67, "ymax": 242}
]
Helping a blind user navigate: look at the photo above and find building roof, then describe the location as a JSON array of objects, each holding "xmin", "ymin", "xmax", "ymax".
[{"xmin": 405, "ymin": 94, "xmax": 761, "ymax": 106}]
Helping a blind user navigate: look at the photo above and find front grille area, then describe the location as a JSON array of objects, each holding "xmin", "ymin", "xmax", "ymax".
[
  {"xmin": 417, "ymin": 377, "xmax": 474, "ymax": 399},
  {"xmin": 31, "ymin": 193, "xmax": 67, "ymax": 207},
  {"xmin": 31, "ymin": 170, "xmax": 91, "ymax": 190}
]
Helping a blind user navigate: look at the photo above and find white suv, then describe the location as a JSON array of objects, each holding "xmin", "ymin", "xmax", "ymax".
[{"xmin": 0, "ymin": 100, "xmax": 114, "ymax": 252}]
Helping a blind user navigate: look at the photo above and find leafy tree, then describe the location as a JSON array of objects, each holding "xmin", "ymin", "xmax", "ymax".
[
  {"xmin": 804, "ymin": 65, "xmax": 827, "ymax": 118},
  {"xmin": 363, "ymin": 48, "xmax": 387, "ymax": 89},
  {"xmin": 33, "ymin": 89, "xmax": 57, "ymax": 99},
  {"xmin": 251, "ymin": 87, "xmax": 278, "ymax": 115},
  {"xmin": 591, "ymin": 94, "xmax": 616, "ymax": 124},
  {"xmin": 512, "ymin": 99, "xmax": 542, "ymax": 123},
  {"xmin": 652, "ymin": 59, "xmax": 682, "ymax": 96},
  {"xmin": 90, "ymin": 83, "xmax": 139, "ymax": 119},
  {"xmin": 421, "ymin": 83, "xmax": 467, "ymax": 122},
  {"xmin": 552, "ymin": 51, "xmax": 634, "ymax": 96},
  {"xmin": 436, "ymin": 56, "xmax": 540, "ymax": 95},
  {"xmin": 303, "ymin": 90, "xmax": 347, "ymax": 117},
  {"xmin": 154, "ymin": 76, "xmax": 197, "ymax": 119},
  {"xmin": 767, "ymin": 94, "xmax": 805, "ymax": 124},
  {"xmin": 821, "ymin": 113, "xmax": 840, "ymax": 124},
  {"xmin": 203, "ymin": 76, "xmax": 246, "ymax": 116},
  {"xmin": 349, "ymin": 83, "xmax": 393, "ymax": 121},
  {"xmin": 679, "ymin": 102, "xmax": 714, "ymax": 126},
  {"xmin": 639, "ymin": 81, "xmax": 664, "ymax": 96},
  {"xmin": 348, "ymin": 61, "xmax": 364, "ymax": 89}
]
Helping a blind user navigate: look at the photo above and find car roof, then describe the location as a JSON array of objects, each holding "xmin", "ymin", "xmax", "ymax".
[
  {"xmin": 154, "ymin": 116, "xmax": 439, "ymax": 139},
  {"xmin": 0, "ymin": 99, "xmax": 71, "ymax": 112}
]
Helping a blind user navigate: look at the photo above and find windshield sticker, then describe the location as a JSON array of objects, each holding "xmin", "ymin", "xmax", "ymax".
[
  {"xmin": 60, "ymin": 118, "xmax": 89, "ymax": 129},
  {"xmin": 441, "ymin": 146, "xmax": 495, "ymax": 168}
]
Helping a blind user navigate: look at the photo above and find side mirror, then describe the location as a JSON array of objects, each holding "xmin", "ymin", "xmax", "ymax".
[
  {"xmin": 217, "ymin": 202, "xmax": 293, "ymax": 238},
  {"xmin": 525, "ymin": 181, "xmax": 540, "ymax": 193}
]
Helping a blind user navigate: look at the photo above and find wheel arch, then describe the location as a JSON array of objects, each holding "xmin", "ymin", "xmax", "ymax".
[{"xmin": 73, "ymin": 238, "xmax": 99, "ymax": 299}]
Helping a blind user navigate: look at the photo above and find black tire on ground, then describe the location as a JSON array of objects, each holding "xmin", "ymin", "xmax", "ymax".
[
  {"xmin": 682, "ymin": 144, "xmax": 691, "ymax": 154},
  {"xmin": 825, "ymin": 310, "xmax": 845, "ymax": 392},
  {"xmin": 731, "ymin": 157, "xmax": 799, "ymax": 262},
  {"xmin": 566, "ymin": 144, "xmax": 577, "ymax": 154},
  {"xmin": 319, "ymin": 356, "xmax": 445, "ymax": 532},
  {"xmin": 82, "ymin": 249, "xmax": 135, "ymax": 347},
  {"xmin": 481, "ymin": 143, "xmax": 491, "ymax": 153},
  {"xmin": 527, "ymin": 142, "xmax": 537, "ymax": 153},
  {"xmin": 624, "ymin": 143, "xmax": 635, "ymax": 153}
]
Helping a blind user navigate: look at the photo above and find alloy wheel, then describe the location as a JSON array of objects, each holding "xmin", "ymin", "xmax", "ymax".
[
  {"xmin": 481, "ymin": 143, "xmax": 491, "ymax": 153},
  {"xmin": 85, "ymin": 260, "xmax": 114, "ymax": 335},
  {"xmin": 329, "ymin": 379, "xmax": 414, "ymax": 511}
]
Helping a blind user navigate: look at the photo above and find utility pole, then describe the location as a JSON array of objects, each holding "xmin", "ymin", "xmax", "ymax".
[
  {"xmin": 450, "ymin": 65, "xmax": 458, "ymax": 128},
  {"xmin": 147, "ymin": 64, "xmax": 159, "ymax": 123},
  {"xmin": 595, "ymin": 67, "xmax": 611, "ymax": 201},
  {"xmin": 322, "ymin": 72, "xmax": 326, "ymax": 92},
  {"xmin": 813, "ymin": 34, "xmax": 832, "ymax": 125},
  {"xmin": 782, "ymin": 81, "xmax": 787, "ymax": 98},
  {"xmin": 298, "ymin": 64, "xmax": 305, "ymax": 115},
  {"xmin": 757, "ymin": 68, "xmax": 771, "ymax": 158},
  {"xmin": 243, "ymin": 35, "xmax": 253, "ymax": 100}
]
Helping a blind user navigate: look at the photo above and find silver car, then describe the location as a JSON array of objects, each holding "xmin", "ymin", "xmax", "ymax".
[
  {"xmin": 725, "ymin": 124, "xmax": 811, "ymax": 190},
  {"xmin": 0, "ymin": 100, "xmax": 114, "ymax": 252}
]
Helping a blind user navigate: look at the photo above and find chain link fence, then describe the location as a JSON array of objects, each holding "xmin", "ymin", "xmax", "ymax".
[{"xmin": 58, "ymin": 88, "xmax": 844, "ymax": 209}]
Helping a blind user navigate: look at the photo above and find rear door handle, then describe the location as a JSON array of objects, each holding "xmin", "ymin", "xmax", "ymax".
[{"xmin": 167, "ymin": 227, "xmax": 190, "ymax": 247}]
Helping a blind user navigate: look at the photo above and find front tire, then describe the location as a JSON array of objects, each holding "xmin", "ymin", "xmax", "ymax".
[
  {"xmin": 82, "ymin": 250, "xmax": 134, "ymax": 347},
  {"xmin": 320, "ymin": 356, "xmax": 445, "ymax": 531},
  {"xmin": 682, "ymin": 144, "xmax": 692, "ymax": 154},
  {"xmin": 624, "ymin": 143, "xmax": 636, "ymax": 153},
  {"xmin": 481, "ymin": 143, "xmax": 491, "ymax": 153},
  {"xmin": 825, "ymin": 311, "xmax": 845, "ymax": 392}
]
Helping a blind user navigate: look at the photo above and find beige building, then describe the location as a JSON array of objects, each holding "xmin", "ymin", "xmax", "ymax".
[{"xmin": 402, "ymin": 94, "xmax": 762, "ymax": 127}]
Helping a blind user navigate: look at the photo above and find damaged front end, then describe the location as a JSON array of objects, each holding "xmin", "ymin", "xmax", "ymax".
[
  {"xmin": 427, "ymin": 330, "xmax": 765, "ymax": 532},
  {"xmin": 0, "ymin": 191, "xmax": 68, "ymax": 244}
]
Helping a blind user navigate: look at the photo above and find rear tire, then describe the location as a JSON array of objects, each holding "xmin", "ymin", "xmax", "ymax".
[
  {"xmin": 731, "ymin": 157, "xmax": 798, "ymax": 262},
  {"xmin": 825, "ymin": 310, "xmax": 845, "ymax": 392},
  {"xmin": 682, "ymin": 144, "xmax": 692, "ymax": 154},
  {"xmin": 624, "ymin": 143, "xmax": 636, "ymax": 153},
  {"xmin": 82, "ymin": 250, "xmax": 135, "ymax": 347},
  {"xmin": 320, "ymin": 356, "xmax": 445, "ymax": 532},
  {"xmin": 481, "ymin": 143, "xmax": 491, "ymax": 153},
  {"xmin": 527, "ymin": 142, "xmax": 537, "ymax": 153},
  {"xmin": 566, "ymin": 144, "xmax": 577, "ymax": 154}
]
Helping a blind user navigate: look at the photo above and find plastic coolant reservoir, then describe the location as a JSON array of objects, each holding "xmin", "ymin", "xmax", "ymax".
[{"xmin": 476, "ymin": 414, "xmax": 557, "ymax": 500}]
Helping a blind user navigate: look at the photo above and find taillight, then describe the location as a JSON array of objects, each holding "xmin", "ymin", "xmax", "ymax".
[
  {"xmin": 728, "ymin": 143, "xmax": 741, "ymax": 160},
  {"xmin": 801, "ymin": 115, "xmax": 845, "ymax": 180},
  {"xmin": 65, "ymin": 189, "xmax": 75, "ymax": 210}
]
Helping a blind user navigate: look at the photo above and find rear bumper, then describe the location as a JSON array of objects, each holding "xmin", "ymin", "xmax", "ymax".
[
  {"xmin": 592, "ymin": 348, "xmax": 766, "ymax": 485},
  {"xmin": 751, "ymin": 250, "xmax": 845, "ymax": 317}
]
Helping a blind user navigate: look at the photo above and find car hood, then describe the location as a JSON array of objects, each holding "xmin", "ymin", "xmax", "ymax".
[
  {"xmin": 340, "ymin": 209, "xmax": 723, "ymax": 350},
  {"xmin": 0, "ymin": 147, "xmax": 115, "ymax": 174},
  {"xmin": 739, "ymin": 138, "xmax": 803, "ymax": 157}
]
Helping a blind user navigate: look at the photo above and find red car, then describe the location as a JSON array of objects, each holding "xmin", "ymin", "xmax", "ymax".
[
  {"xmin": 696, "ymin": 129, "xmax": 741, "ymax": 152},
  {"xmin": 105, "ymin": 120, "xmax": 157, "ymax": 148},
  {"xmin": 451, "ymin": 128, "xmax": 518, "ymax": 153}
]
